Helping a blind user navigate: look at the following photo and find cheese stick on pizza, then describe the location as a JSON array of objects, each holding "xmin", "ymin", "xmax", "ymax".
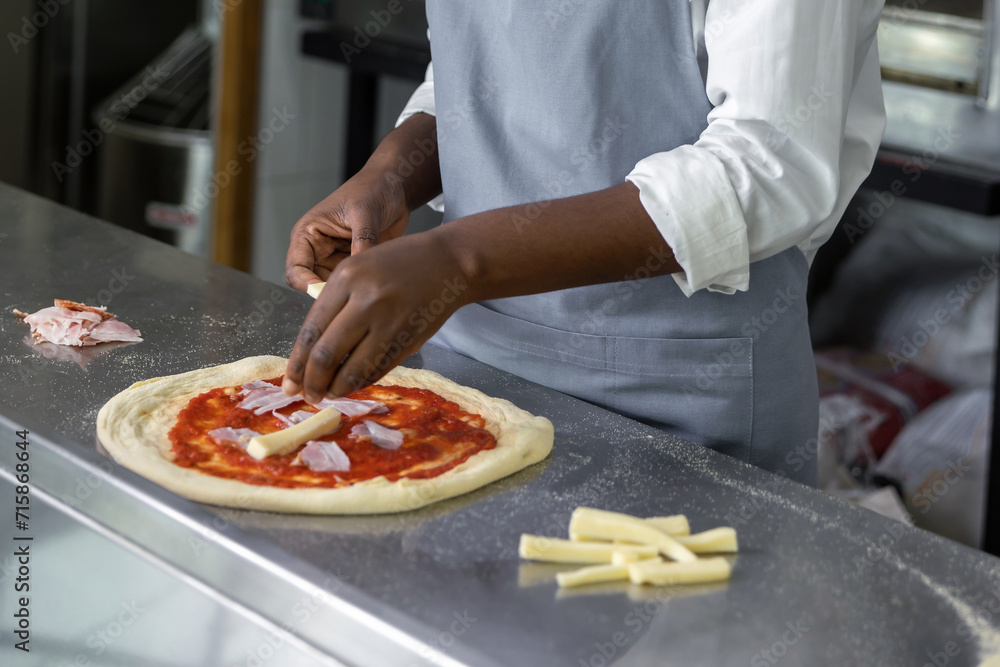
[{"xmin": 97, "ymin": 356, "xmax": 553, "ymax": 514}]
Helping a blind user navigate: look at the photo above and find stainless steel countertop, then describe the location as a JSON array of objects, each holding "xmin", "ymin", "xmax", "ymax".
[
  {"xmin": 2, "ymin": 182, "xmax": 1000, "ymax": 666},
  {"xmin": 0, "ymin": 469, "xmax": 341, "ymax": 667}
]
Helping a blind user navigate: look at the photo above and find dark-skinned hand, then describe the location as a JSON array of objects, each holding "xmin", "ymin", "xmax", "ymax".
[
  {"xmin": 282, "ymin": 229, "xmax": 468, "ymax": 403},
  {"xmin": 284, "ymin": 169, "xmax": 410, "ymax": 293}
]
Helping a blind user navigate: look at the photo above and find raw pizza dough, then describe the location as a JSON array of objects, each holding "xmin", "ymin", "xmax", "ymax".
[{"xmin": 96, "ymin": 356, "xmax": 554, "ymax": 514}]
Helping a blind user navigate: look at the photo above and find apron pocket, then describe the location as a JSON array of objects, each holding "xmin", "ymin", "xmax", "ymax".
[
  {"xmin": 607, "ymin": 335, "xmax": 753, "ymax": 461},
  {"xmin": 436, "ymin": 304, "xmax": 754, "ymax": 461}
]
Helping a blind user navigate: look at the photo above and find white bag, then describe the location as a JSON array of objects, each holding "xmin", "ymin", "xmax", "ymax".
[{"xmin": 874, "ymin": 389, "xmax": 991, "ymax": 548}]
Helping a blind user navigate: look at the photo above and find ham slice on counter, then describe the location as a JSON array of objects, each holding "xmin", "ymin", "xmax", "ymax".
[{"xmin": 13, "ymin": 299, "xmax": 142, "ymax": 347}]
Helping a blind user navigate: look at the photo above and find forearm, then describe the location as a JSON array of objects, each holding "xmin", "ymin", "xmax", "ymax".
[
  {"xmin": 283, "ymin": 181, "xmax": 680, "ymax": 400},
  {"xmin": 363, "ymin": 112, "xmax": 442, "ymax": 212},
  {"xmin": 432, "ymin": 181, "xmax": 681, "ymax": 303}
]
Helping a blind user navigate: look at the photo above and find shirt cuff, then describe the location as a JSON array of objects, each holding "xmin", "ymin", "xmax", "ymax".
[
  {"xmin": 626, "ymin": 146, "xmax": 750, "ymax": 296},
  {"xmin": 395, "ymin": 80, "xmax": 436, "ymax": 128}
]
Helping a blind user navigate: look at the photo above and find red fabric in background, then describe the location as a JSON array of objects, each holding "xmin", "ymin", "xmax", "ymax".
[{"xmin": 816, "ymin": 348, "xmax": 952, "ymax": 461}]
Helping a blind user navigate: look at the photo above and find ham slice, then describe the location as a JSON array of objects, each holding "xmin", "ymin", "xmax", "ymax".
[
  {"xmin": 236, "ymin": 381, "xmax": 387, "ymax": 417},
  {"xmin": 14, "ymin": 300, "xmax": 142, "ymax": 347},
  {"xmin": 300, "ymin": 440, "xmax": 351, "ymax": 472},
  {"xmin": 208, "ymin": 427, "xmax": 262, "ymax": 449},
  {"xmin": 239, "ymin": 380, "xmax": 274, "ymax": 394},
  {"xmin": 314, "ymin": 397, "xmax": 388, "ymax": 416},
  {"xmin": 88, "ymin": 319, "xmax": 144, "ymax": 343},
  {"xmin": 237, "ymin": 384, "xmax": 303, "ymax": 414},
  {"xmin": 272, "ymin": 410, "xmax": 314, "ymax": 427},
  {"xmin": 351, "ymin": 420, "xmax": 404, "ymax": 449},
  {"xmin": 54, "ymin": 299, "xmax": 115, "ymax": 320}
]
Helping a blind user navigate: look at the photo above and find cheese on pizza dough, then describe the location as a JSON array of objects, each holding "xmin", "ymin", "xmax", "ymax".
[
  {"xmin": 97, "ymin": 356, "xmax": 554, "ymax": 514},
  {"xmin": 245, "ymin": 408, "xmax": 341, "ymax": 460}
]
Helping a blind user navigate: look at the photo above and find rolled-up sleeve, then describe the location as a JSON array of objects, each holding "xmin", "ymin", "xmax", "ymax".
[
  {"xmin": 396, "ymin": 61, "xmax": 436, "ymax": 127},
  {"xmin": 395, "ymin": 61, "xmax": 444, "ymax": 212},
  {"xmin": 626, "ymin": 0, "xmax": 885, "ymax": 296}
]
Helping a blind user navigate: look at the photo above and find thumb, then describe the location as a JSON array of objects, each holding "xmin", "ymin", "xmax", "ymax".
[{"xmin": 351, "ymin": 222, "xmax": 379, "ymax": 255}]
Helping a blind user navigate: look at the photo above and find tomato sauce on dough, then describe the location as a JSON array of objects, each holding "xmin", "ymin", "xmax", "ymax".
[{"xmin": 168, "ymin": 377, "xmax": 497, "ymax": 488}]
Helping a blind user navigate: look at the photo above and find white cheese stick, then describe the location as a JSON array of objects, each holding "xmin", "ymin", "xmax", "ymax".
[
  {"xmin": 644, "ymin": 515, "xmax": 690, "ymax": 537},
  {"xmin": 573, "ymin": 517, "xmax": 689, "ymax": 540},
  {"xmin": 517, "ymin": 562, "xmax": 580, "ymax": 587},
  {"xmin": 569, "ymin": 507, "xmax": 697, "ymax": 563},
  {"xmin": 611, "ymin": 550, "xmax": 658, "ymax": 566},
  {"xmin": 556, "ymin": 563, "xmax": 631, "ymax": 588},
  {"xmin": 628, "ymin": 557, "xmax": 731, "ymax": 586},
  {"xmin": 306, "ymin": 282, "xmax": 326, "ymax": 299},
  {"xmin": 568, "ymin": 536, "xmax": 642, "ymax": 546},
  {"xmin": 246, "ymin": 408, "xmax": 341, "ymax": 460},
  {"xmin": 674, "ymin": 527, "xmax": 739, "ymax": 554},
  {"xmin": 519, "ymin": 534, "xmax": 658, "ymax": 564}
]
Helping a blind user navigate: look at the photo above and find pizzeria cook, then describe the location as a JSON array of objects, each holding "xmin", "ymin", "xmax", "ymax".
[{"xmin": 282, "ymin": 1, "xmax": 886, "ymax": 485}]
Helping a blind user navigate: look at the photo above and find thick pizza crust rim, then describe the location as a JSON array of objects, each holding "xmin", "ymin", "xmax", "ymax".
[{"xmin": 96, "ymin": 355, "xmax": 554, "ymax": 514}]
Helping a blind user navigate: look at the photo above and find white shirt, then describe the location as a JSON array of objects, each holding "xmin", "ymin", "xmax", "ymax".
[{"xmin": 396, "ymin": 0, "xmax": 887, "ymax": 296}]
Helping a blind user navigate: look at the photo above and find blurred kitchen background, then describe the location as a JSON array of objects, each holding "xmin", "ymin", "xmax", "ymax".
[
  {"xmin": 1, "ymin": 0, "xmax": 1000, "ymax": 550},
  {"xmin": 0, "ymin": 0, "xmax": 440, "ymax": 284}
]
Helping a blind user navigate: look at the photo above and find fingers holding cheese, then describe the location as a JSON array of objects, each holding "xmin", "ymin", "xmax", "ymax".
[{"xmin": 307, "ymin": 282, "xmax": 326, "ymax": 299}]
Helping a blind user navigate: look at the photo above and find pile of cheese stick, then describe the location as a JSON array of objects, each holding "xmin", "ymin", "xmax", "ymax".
[{"xmin": 519, "ymin": 507, "xmax": 738, "ymax": 588}]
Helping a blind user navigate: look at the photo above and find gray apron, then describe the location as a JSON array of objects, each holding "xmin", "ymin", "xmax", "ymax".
[{"xmin": 425, "ymin": 1, "xmax": 819, "ymax": 485}]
